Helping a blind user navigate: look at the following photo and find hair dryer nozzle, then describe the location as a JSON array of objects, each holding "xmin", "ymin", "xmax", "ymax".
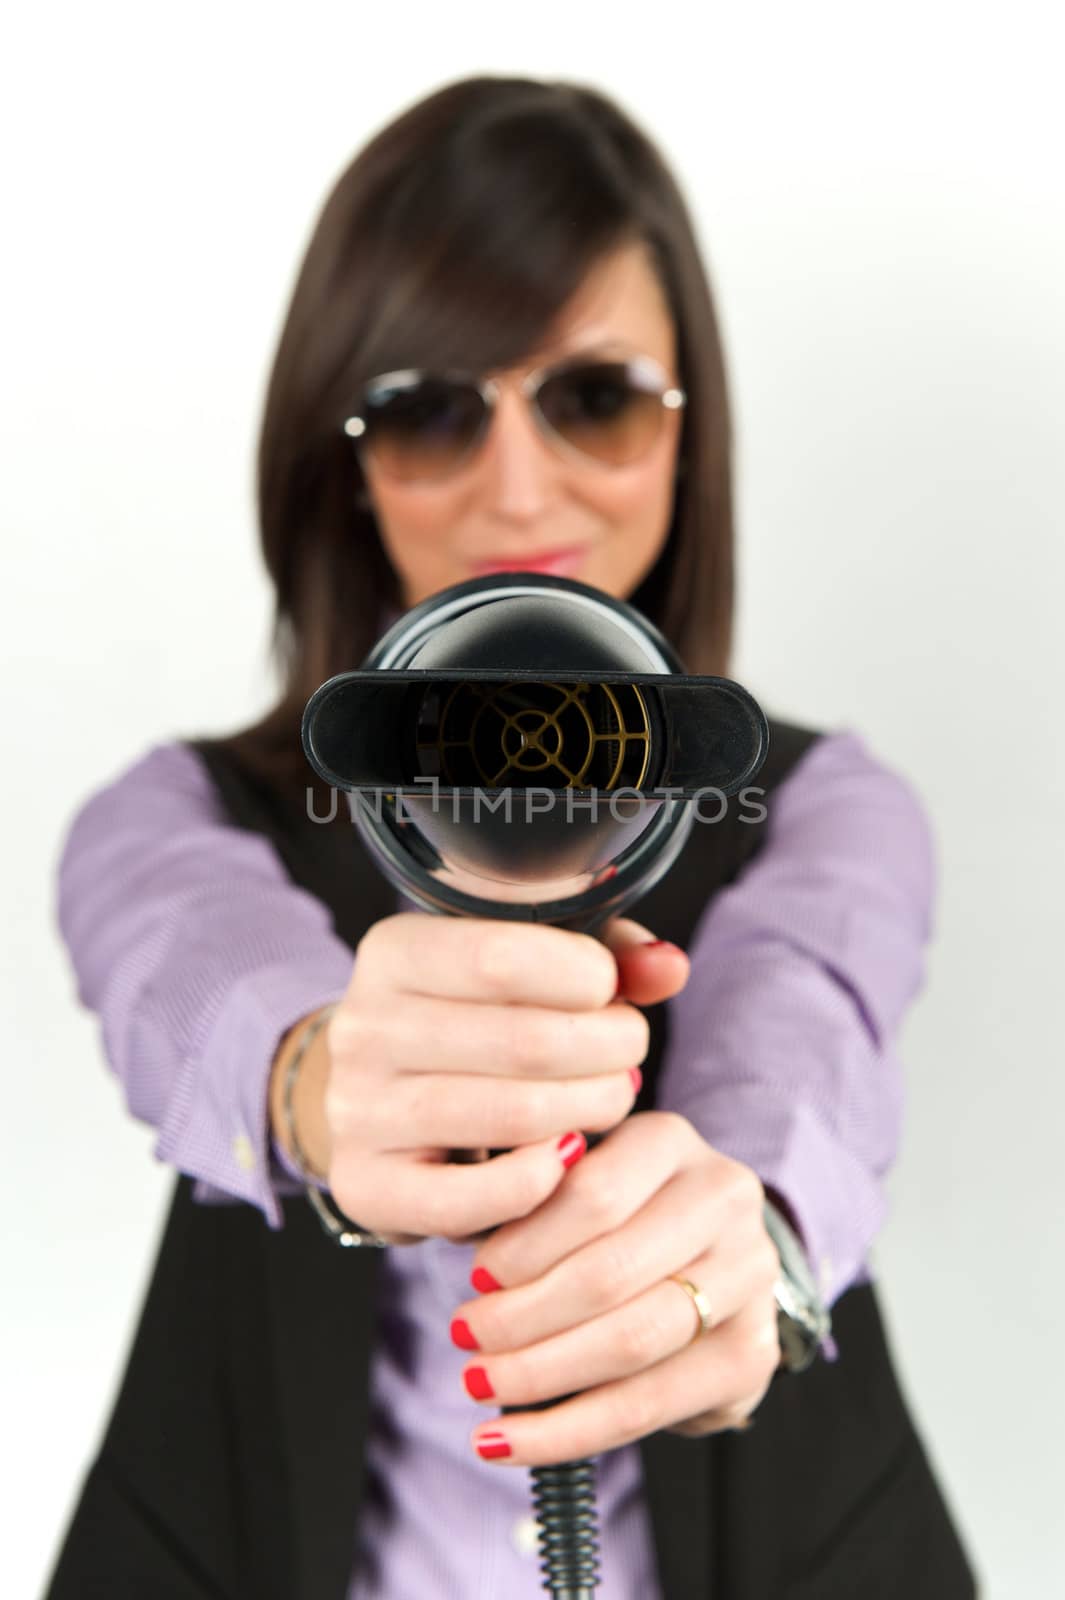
[{"xmin": 302, "ymin": 574, "xmax": 768, "ymax": 926}]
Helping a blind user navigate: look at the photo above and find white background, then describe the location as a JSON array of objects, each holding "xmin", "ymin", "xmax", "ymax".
[{"xmin": 4, "ymin": 3, "xmax": 1063, "ymax": 1594}]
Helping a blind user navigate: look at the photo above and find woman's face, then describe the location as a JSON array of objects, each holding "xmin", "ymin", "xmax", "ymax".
[{"xmin": 361, "ymin": 241, "xmax": 685, "ymax": 609}]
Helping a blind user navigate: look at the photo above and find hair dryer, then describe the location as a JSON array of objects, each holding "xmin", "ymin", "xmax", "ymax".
[{"xmin": 302, "ymin": 572, "xmax": 768, "ymax": 1598}]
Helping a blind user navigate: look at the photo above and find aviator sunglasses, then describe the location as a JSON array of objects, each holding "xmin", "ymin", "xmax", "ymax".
[{"xmin": 342, "ymin": 353, "xmax": 686, "ymax": 483}]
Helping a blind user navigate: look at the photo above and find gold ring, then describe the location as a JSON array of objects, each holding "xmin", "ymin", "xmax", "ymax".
[{"xmin": 668, "ymin": 1273, "xmax": 715, "ymax": 1345}]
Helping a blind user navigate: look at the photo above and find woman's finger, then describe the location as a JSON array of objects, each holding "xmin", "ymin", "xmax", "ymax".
[
  {"xmin": 456, "ymin": 1149, "xmax": 775, "ymax": 1353},
  {"xmin": 353, "ymin": 912, "xmax": 616, "ymax": 1009},
  {"xmin": 455, "ymin": 1229, "xmax": 776, "ymax": 1407},
  {"xmin": 329, "ymin": 989, "xmax": 649, "ymax": 1081},
  {"xmin": 599, "ymin": 917, "xmax": 690, "ymax": 1007},
  {"xmin": 467, "ymin": 1291, "xmax": 780, "ymax": 1467},
  {"xmin": 468, "ymin": 1112, "xmax": 733, "ymax": 1292},
  {"xmin": 328, "ymin": 1057, "xmax": 639, "ymax": 1152},
  {"xmin": 467, "ymin": 1111, "xmax": 692, "ymax": 1287},
  {"xmin": 330, "ymin": 1129, "xmax": 590, "ymax": 1243}
]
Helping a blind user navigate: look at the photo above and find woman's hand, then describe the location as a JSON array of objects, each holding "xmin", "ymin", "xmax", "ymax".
[
  {"xmin": 449, "ymin": 1113, "xmax": 783, "ymax": 1465},
  {"xmin": 314, "ymin": 914, "xmax": 689, "ymax": 1246}
]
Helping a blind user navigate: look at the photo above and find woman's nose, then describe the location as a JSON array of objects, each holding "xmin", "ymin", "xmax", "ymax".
[{"xmin": 477, "ymin": 384, "xmax": 561, "ymax": 522}]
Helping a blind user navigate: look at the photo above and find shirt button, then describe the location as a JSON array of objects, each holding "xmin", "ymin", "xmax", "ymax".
[
  {"xmin": 511, "ymin": 1514, "xmax": 541, "ymax": 1556},
  {"xmin": 233, "ymin": 1133, "xmax": 257, "ymax": 1171}
]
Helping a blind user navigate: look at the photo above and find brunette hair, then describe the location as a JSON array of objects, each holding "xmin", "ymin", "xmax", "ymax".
[{"xmin": 226, "ymin": 74, "xmax": 735, "ymax": 786}]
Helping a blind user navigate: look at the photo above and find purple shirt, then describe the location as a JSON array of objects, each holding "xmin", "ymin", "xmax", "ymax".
[{"xmin": 55, "ymin": 727, "xmax": 936, "ymax": 1599}]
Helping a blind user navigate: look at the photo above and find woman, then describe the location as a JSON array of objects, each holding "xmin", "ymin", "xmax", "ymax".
[{"xmin": 48, "ymin": 75, "xmax": 977, "ymax": 1598}]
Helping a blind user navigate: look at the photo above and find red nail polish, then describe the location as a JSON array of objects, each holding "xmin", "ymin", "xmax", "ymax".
[
  {"xmin": 464, "ymin": 1365, "xmax": 495, "ymax": 1400},
  {"xmin": 450, "ymin": 1317, "xmax": 479, "ymax": 1351},
  {"xmin": 629, "ymin": 1067, "xmax": 642, "ymax": 1094},
  {"xmin": 643, "ymin": 939, "xmax": 682, "ymax": 953},
  {"xmin": 471, "ymin": 1266, "xmax": 502, "ymax": 1294},
  {"xmin": 557, "ymin": 1131, "xmax": 586, "ymax": 1169},
  {"xmin": 476, "ymin": 1431, "xmax": 512, "ymax": 1460}
]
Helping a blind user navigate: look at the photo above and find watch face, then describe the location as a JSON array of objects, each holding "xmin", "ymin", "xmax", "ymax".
[
  {"xmin": 776, "ymin": 1308, "xmax": 820, "ymax": 1373},
  {"xmin": 763, "ymin": 1201, "xmax": 819, "ymax": 1298},
  {"xmin": 763, "ymin": 1201, "xmax": 831, "ymax": 1371}
]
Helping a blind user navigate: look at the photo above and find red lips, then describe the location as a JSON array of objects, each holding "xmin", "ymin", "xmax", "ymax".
[{"xmin": 470, "ymin": 546, "xmax": 588, "ymax": 578}]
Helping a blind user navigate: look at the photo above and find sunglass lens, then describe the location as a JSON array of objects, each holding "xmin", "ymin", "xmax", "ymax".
[
  {"xmin": 537, "ymin": 362, "xmax": 665, "ymax": 465},
  {"xmin": 362, "ymin": 378, "xmax": 485, "ymax": 481}
]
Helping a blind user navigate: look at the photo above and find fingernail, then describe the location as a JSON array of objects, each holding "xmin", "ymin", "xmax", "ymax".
[
  {"xmin": 464, "ymin": 1365, "xmax": 495, "ymax": 1400},
  {"xmin": 629, "ymin": 1067, "xmax": 642, "ymax": 1094},
  {"xmin": 643, "ymin": 939, "xmax": 683, "ymax": 953},
  {"xmin": 557, "ymin": 1131, "xmax": 587, "ymax": 1169},
  {"xmin": 471, "ymin": 1266, "xmax": 502, "ymax": 1294},
  {"xmin": 476, "ymin": 1430, "xmax": 512, "ymax": 1460},
  {"xmin": 450, "ymin": 1317, "xmax": 480, "ymax": 1351}
]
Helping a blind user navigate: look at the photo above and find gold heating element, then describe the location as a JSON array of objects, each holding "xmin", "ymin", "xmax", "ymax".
[{"xmin": 414, "ymin": 680, "xmax": 651, "ymax": 790}]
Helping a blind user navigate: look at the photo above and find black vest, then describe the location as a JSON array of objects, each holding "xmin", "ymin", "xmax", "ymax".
[{"xmin": 46, "ymin": 717, "xmax": 977, "ymax": 1600}]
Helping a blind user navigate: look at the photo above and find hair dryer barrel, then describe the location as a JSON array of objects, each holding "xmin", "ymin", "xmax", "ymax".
[{"xmin": 302, "ymin": 576, "xmax": 768, "ymax": 911}]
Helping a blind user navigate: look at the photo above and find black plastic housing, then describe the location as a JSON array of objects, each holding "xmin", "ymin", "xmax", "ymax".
[{"xmin": 301, "ymin": 573, "xmax": 769, "ymax": 926}]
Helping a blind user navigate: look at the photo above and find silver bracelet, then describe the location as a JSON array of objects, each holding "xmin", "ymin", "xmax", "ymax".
[{"xmin": 281, "ymin": 1002, "xmax": 388, "ymax": 1249}]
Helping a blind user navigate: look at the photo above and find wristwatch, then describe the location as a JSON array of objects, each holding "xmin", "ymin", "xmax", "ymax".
[{"xmin": 762, "ymin": 1197, "xmax": 832, "ymax": 1373}]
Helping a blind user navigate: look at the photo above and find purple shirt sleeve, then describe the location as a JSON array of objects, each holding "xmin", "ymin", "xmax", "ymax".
[
  {"xmin": 657, "ymin": 727, "xmax": 936, "ymax": 1340},
  {"xmin": 55, "ymin": 741, "xmax": 355, "ymax": 1229}
]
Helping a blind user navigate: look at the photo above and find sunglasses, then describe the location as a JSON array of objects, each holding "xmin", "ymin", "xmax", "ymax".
[{"xmin": 342, "ymin": 354, "xmax": 685, "ymax": 483}]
